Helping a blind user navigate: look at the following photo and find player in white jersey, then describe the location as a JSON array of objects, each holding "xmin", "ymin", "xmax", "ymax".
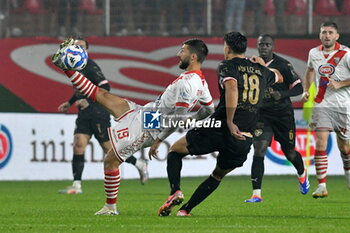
[
  {"xmin": 52, "ymin": 38, "xmax": 214, "ymax": 215},
  {"xmin": 302, "ymin": 22, "xmax": 350, "ymax": 198}
]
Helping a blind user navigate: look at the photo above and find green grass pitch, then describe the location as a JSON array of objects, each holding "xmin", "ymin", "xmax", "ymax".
[{"xmin": 0, "ymin": 176, "xmax": 349, "ymax": 233}]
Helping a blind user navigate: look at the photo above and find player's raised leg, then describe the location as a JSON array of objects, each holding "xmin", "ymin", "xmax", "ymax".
[{"xmin": 52, "ymin": 40, "xmax": 130, "ymax": 119}]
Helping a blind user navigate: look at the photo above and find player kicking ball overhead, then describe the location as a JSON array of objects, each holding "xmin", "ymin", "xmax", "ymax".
[
  {"xmin": 52, "ymin": 38, "xmax": 215, "ymax": 215},
  {"xmin": 157, "ymin": 32, "xmax": 283, "ymax": 217}
]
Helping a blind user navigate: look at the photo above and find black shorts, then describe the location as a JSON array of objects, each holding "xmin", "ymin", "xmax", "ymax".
[
  {"xmin": 186, "ymin": 128, "xmax": 253, "ymax": 170},
  {"xmin": 255, "ymin": 109, "xmax": 296, "ymax": 149},
  {"xmin": 74, "ymin": 115, "xmax": 110, "ymax": 143}
]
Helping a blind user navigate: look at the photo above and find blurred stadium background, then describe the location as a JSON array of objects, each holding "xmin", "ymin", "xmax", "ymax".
[{"xmin": 0, "ymin": 0, "xmax": 349, "ymax": 181}]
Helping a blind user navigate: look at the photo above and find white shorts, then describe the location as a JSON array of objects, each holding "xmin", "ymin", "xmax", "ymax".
[
  {"xmin": 108, "ymin": 101, "xmax": 157, "ymax": 162},
  {"xmin": 311, "ymin": 107, "xmax": 350, "ymax": 140}
]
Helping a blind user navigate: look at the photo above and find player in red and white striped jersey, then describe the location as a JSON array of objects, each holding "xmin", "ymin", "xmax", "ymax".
[
  {"xmin": 52, "ymin": 38, "xmax": 214, "ymax": 215},
  {"xmin": 302, "ymin": 22, "xmax": 350, "ymax": 198}
]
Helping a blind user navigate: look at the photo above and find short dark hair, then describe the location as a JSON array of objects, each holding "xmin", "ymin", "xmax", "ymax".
[
  {"xmin": 321, "ymin": 21, "xmax": 338, "ymax": 31},
  {"xmin": 76, "ymin": 37, "xmax": 89, "ymax": 49},
  {"xmin": 183, "ymin": 39, "xmax": 208, "ymax": 63},
  {"xmin": 224, "ymin": 32, "xmax": 247, "ymax": 54},
  {"xmin": 258, "ymin": 34, "xmax": 274, "ymax": 41}
]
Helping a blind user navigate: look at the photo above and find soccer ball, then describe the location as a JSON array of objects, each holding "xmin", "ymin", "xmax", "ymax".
[{"xmin": 63, "ymin": 45, "xmax": 88, "ymax": 71}]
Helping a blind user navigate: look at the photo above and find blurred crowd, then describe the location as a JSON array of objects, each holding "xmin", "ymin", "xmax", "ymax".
[{"xmin": 0, "ymin": 0, "xmax": 349, "ymax": 38}]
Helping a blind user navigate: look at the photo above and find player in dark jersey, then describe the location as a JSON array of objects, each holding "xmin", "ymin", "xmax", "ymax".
[
  {"xmin": 58, "ymin": 38, "xmax": 149, "ymax": 194},
  {"xmin": 157, "ymin": 32, "xmax": 283, "ymax": 217},
  {"xmin": 244, "ymin": 34, "xmax": 309, "ymax": 203}
]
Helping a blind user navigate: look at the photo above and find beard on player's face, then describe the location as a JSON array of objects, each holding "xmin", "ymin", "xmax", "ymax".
[{"xmin": 179, "ymin": 56, "xmax": 190, "ymax": 69}]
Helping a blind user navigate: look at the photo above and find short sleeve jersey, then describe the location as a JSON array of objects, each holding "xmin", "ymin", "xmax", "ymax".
[
  {"xmin": 307, "ymin": 43, "xmax": 350, "ymax": 112},
  {"xmin": 158, "ymin": 70, "xmax": 213, "ymax": 115},
  {"xmin": 261, "ymin": 53, "xmax": 301, "ymax": 111},
  {"xmin": 211, "ymin": 57, "xmax": 277, "ymax": 133}
]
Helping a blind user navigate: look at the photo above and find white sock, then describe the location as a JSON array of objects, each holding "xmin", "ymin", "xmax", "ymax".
[
  {"xmin": 135, "ymin": 159, "xmax": 142, "ymax": 169},
  {"xmin": 298, "ymin": 170, "xmax": 306, "ymax": 179},
  {"xmin": 252, "ymin": 189, "xmax": 261, "ymax": 197},
  {"xmin": 73, "ymin": 180, "xmax": 81, "ymax": 189},
  {"xmin": 106, "ymin": 203, "xmax": 116, "ymax": 209},
  {"xmin": 318, "ymin": 182, "xmax": 326, "ymax": 188}
]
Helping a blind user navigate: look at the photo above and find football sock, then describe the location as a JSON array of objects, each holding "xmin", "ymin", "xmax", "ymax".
[
  {"xmin": 125, "ymin": 156, "xmax": 137, "ymax": 165},
  {"xmin": 72, "ymin": 154, "xmax": 85, "ymax": 181},
  {"xmin": 104, "ymin": 169, "xmax": 120, "ymax": 205},
  {"xmin": 64, "ymin": 70, "xmax": 99, "ymax": 101},
  {"xmin": 252, "ymin": 189, "xmax": 261, "ymax": 197},
  {"xmin": 180, "ymin": 175, "xmax": 220, "ymax": 213},
  {"xmin": 341, "ymin": 152, "xmax": 350, "ymax": 171},
  {"xmin": 72, "ymin": 180, "xmax": 81, "ymax": 189},
  {"xmin": 285, "ymin": 151, "xmax": 305, "ymax": 175},
  {"xmin": 167, "ymin": 152, "xmax": 184, "ymax": 195},
  {"xmin": 251, "ymin": 156, "xmax": 264, "ymax": 190},
  {"xmin": 298, "ymin": 170, "xmax": 306, "ymax": 183},
  {"xmin": 314, "ymin": 150, "xmax": 328, "ymax": 184}
]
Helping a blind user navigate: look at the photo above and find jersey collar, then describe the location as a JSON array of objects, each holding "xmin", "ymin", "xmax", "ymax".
[
  {"xmin": 184, "ymin": 70, "xmax": 203, "ymax": 76},
  {"xmin": 318, "ymin": 42, "xmax": 341, "ymax": 51}
]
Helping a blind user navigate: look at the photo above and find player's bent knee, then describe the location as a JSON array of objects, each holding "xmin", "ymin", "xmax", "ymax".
[{"xmin": 104, "ymin": 150, "xmax": 121, "ymax": 171}]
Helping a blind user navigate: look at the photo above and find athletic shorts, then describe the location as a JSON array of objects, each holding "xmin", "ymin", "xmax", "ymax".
[
  {"xmin": 254, "ymin": 108, "xmax": 296, "ymax": 149},
  {"xmin": 310, "ymin": 107, "xmax": 350, "ymax": 140},
  {"xmin": 186, "ymin": 128, "xmax": 253, "ymax": 170},
  {"xmin": 108, "ymin": 101, "xmax": 156, "ymax": 162},
  {"xmin": 74, "ymin": 115, "xmax": 110, "ymax": 143}
]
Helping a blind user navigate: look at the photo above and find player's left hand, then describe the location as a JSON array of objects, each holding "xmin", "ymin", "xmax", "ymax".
[
  {"xmin": 327, "ymin": 78, "xmax": 342, "ymax": 90},
  {"xmin": 148, "ymin": 138, "xmax": 162, "ymax": 160}
]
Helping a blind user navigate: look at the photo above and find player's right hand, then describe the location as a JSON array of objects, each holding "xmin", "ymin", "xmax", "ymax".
[
  {"xmin": 58, "ymin": 102, "xmax": 70, "ymax": 113},
  {"xmin": 227, "ymin": 121, "xmax": 246, "ymax": 140},
  {"xmin": 301, "ymin": 91, "xmax": 310, "ymax": 102},
  {"xmin": 249, "ymin": 56, "xmax": 266, "ymax": 66}
]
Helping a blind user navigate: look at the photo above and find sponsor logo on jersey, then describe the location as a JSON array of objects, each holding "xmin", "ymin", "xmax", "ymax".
[
  {"xmin": 0, "ymin": 124, "xmax": 13, "ymax": 169},
  {"xmin": 266, "ymin": 129, "xmax": 332, "ymax": 166},
  {"xmin": 318, "ymin": 64, "xmax": 335, "ymax": 76}
]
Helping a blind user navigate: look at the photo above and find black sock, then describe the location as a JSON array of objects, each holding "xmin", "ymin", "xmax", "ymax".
[
  {"xmin": 72, "ymin": 154, "xmax": 85, "ymax": 181},
  {"xmin": 167, "ymin": 152, "xmax": 185, "ymax": 195},
  {"xmin": 125, "ymin": 155, "xmax": 137, "ymax": 165},
  {"xmin": 251, "ymin": 156, "xmax": 264, "ymax": 190},
  {"xmin": 180, "ymin": 175, "xmax": 220, "ymax": 214},
  {"xmin": 286, "ymin": 151, "xmax": 305, "ymax": 175}
]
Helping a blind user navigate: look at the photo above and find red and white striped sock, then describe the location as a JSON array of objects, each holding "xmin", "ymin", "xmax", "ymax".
[
  {"xmin": 104, "ymin": 169, "xmax": 120, "ymax": 205},
  {"xmin": 64, "ymin": 70, "xmax": 99, "ymax": 101},
  {"xmin": 341, "ymin": 152, "xmax": 350, "ymax": 171},
  {"xmin": 314, "ymin": 150, "xmax": 328, "ymax": 184}
]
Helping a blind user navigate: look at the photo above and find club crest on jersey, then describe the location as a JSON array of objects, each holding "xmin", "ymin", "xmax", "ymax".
[
  {"xmin": 318, "ymin": 64, "xmax": 335, "ymax": 76},
  {"xmin": 0, "ymin": 124, "xmax": 13, "ymax": 169}
]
